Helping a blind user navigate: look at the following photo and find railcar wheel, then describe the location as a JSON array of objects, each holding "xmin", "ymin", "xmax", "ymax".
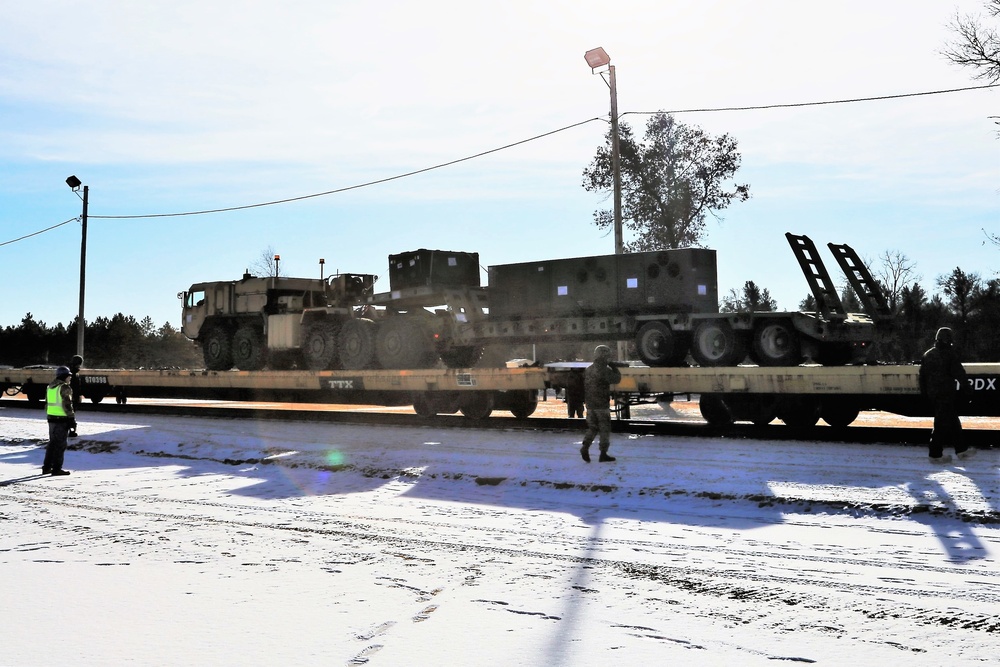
[
  {"xmin": 232, "ymin": 324, "xmax": 267, "ymax": 370},
  {"xmin": 777, "ymin": 396, "xmax": 821, "ymax": 428},
  {"xmin": 412, "ymin": 393, "xmax": 437, "ymax": 417},
  {"xmin": 699, "ymin": 393, "xmax": 733, "ymax": 426},
  {"xmin": 635, "ymin": 322, "xmax": 688, "ymax": 366},
  {"xmin": 691, "ymin": 321, "xmax": 746, "ymax": 367},
  {"xmin": 303, "ymin": 321, "xmax": 340, "ymax": 370},
  {"xmin": 460, "ymin": 392, "xmax": 494, "ymax": 419},
  {"xmin": 751, "ymin": 320, "xmax": 801, "ymax": 366},
  {"xmin": 820, "ymin": 400, "xmax": 860, "ymax": 428},
  {"xmin": 505, "ymin": 390, "xmax": 538, "ymax": 419},
  {"xmin": 202, "ymin": 327, "xmax": 233, "ymax": 371},
  {"xmin": 439, "ymin": 345, "xmax": 483, "ymax": 369},
  {"xmin": 338, "ymin": 318, "xmax": 377, "ymax": 370},
  {"xmin": 376, "ymin": 317, "xmax": 436, "ymax": 369}
]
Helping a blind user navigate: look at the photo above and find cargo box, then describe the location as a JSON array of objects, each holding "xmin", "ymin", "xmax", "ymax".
[
  {"xmin": 488, "ymin": 249, "xmax": 718, "ymax": 319},
  {"xmin": 388, "ymin": 249, "xmax": 480, "ymax": 291}
]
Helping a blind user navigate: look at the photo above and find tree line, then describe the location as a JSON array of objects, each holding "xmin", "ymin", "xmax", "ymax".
[{"xmin": 0, "ymin": 313, "xmax": 202, "ymax": 369}]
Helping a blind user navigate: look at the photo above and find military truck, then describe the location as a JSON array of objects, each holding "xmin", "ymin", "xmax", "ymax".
[{"xmin": 180, "ymin": 271, "xmax": 376, "ymax": 371}]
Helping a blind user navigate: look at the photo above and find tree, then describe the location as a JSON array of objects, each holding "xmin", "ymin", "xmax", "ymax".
[
  {"xmin": 943, "ymin": 0, "xmax": 1000, "ymax": 84},
  {"xmin": 249, "ymin": 245, "xmax": 283, "ymax": 278},
  {"xmin": 873, "ymin": 249, "xmax": 919, "ymax": 313},
  {"xmin": 582, "ymin": 112, "xmax": 750, "ymax": 251},
  {"xmin": 937, "ymin": 267, "xmax": 983, "ymax": 330},
  {"xmin": 721, "ymin": 280, "xmax": 777, "ymax": 313}
]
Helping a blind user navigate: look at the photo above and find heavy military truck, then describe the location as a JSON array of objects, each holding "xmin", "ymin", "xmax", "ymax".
[
  {"xmin": 180, "ymin": 235, "xmax": 889, "ymax": 372},
  {"xmin": 180, "ymin": 271, "xmax": 376, "ymax": 371}
]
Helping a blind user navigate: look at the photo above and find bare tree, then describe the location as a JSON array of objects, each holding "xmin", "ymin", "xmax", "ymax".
[
  {"xmin": 943, "ymin": 0, "xmax": 1000, "ymax": 83},
  {"xmin": 874, "ymin": 250, "xmax": 920, "ymax": 313},
  {"xmin": 249, "ymin": 245, "xmax": 283, "ymax": 278}
]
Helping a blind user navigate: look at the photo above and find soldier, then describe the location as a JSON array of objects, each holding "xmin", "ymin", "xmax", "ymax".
[
  {"xmin": 919, "ymin": 327, "xmax": 974, "ymax": 464},
  {"xmin": 564, "ymin": 370, "xmax": 585, "ymax": 419},
  {"xmin": 43, "ymin": 366, "xmax": 77, "ymax": 476},
  {"xmin": 579, "ymin": 345, "xmax": 623, "ymax": 463}
]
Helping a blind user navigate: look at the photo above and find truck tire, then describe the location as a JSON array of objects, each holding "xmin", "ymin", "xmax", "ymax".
[
  {"xmin": 691, "ymin": 321, "xmax": 746, "ymax": 367},
  {"xmin": 202, "ymin": 327, "xmax": 233, "ymax": 371},
  {"xmin": 232, "ymin": 324, "xmax": 267, "ymax": 371},
  {"xmin": 303, "ymin": 321, "xmax": 340, "ymax": 370},
  {"xmin": 635, "ymin": 321, "xmax": 687, "ymax": 366},
  {"xmin": 339, "ymin": 318, "xmax": 377, "ymax": 370},
  {"xmin": 751, "ymin": 320, "xmax": 801, "ymax": 366},
  {"xmin": 376, "ymin": 317, "xmax": 435, "ymax": 369}
]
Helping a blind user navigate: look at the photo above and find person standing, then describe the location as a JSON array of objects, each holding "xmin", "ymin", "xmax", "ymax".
[
  {"xmin": 565, "ymin": 370, "xmax": 585, "ymax": 419},
  {"xmin": 579, "ymin": 345, "xmax": 623, "ymax": 463},
  {"xmin": 68, "ymin": 354, "xmax": 84, "ymax": 409},
  {"xmin": 919, "ymin": 327, "xmax": 973, "ymax": 464},
  {"xmin": 43, "ymin": 366, "xmax": 76, "ymax": 476}
]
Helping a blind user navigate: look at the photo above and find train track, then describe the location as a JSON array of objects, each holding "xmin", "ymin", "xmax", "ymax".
[{"xmin": 7, "ymin": 397, "xmax": 997, "ymax": 448}]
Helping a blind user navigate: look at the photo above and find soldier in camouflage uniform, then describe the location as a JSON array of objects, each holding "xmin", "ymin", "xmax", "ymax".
[{"xmin": 579, "ymin": 345, "xmax": 622, "ymax": 463}]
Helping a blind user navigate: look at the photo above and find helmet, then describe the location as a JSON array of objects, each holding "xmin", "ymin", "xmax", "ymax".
[
  {"xmin": 70, "ymin": 355, "xmax": 84, "ymax": 366},
  {"xmin": 55, "ymin": 366, "xmax": 72, "ymax": 379},
  {"xmin": 593, "ymin": 345, "xmax": 612, "ymax": 361},
  {"xmin": 935, "ymin": 327, "xmax": 954, "ymax": 345}
]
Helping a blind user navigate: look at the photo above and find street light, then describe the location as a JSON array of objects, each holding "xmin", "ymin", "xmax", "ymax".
[
  {"xmin": 584, "ymin": 47, "xmax": 623, "ymax": 256},
  {"xmin": 65, "ymin": 175, "xmax": 88, "ymax": 358}
]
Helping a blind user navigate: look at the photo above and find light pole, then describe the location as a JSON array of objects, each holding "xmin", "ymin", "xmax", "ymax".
[
  {"xmin": 584, "ymin": 47, "xmax": 623, "ymax": 256},
  {"xmin": 65, "ymin": 175, "xmax": 88, "ymax": 358}
]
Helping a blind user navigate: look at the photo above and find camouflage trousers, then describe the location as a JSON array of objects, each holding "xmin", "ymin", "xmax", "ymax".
[{"xmin": 582, "ymin": 408, "xmax": 613, "ymax": 453}]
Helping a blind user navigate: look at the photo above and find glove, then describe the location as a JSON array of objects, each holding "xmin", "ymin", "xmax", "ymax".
[{"xmin": 68, "ymin": 420, "xmax": 78, "ymax": 437}]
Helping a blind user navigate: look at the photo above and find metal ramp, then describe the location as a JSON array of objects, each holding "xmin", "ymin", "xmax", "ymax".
[
  {"xmin": 827, "ymin": 242, "xmax": 893, "ymax": 323},
  {"xmin": 784, "ymin": 233, "xmax": 846, "ymax": 321}
]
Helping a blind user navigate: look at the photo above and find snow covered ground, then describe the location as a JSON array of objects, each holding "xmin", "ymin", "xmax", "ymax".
[{"xmin": 2, "ymin": 401, "xmax": 1000, "ymax": 666}]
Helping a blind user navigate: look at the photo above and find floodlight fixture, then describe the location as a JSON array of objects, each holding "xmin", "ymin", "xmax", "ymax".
[{"xmin": 584, "ymin": 47, "xmax": 610, "ymax": 71}]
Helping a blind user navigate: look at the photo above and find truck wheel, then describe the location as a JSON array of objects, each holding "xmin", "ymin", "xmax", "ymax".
[
  {"xmin": 232, "ymin": 324, "xmax": 267, "ymax": 371},
  {"xmin": 412, "ymin": 392, "xmax": 438, "ymax": 417},
  {"xmin": 635, "ymin": 321, "xmax": 687, "ymax": 366},
  {"xmin": 202, "ymin": 327, "xmax": 233, "ymax": 370},
  {"xmin": 751, "ymin": 321, "xmax": 801, "ymax": 366},
  {"xmin": 303, "ymin": 321, "xmax": 340, "ymax": 370},
  {"xmin": 338, "ymin": 318, "xmax": 377, "ymax": 370},
  {"xmin": 460, "ymin": 392, "xmax": 494, "ymax": 419},
  {"xmin": 376, "ymin": 318, "xmax": 435, "ymax": 369},
  {"xmin": 439, "ymin": 346, "xmax": 483, "ymax": 369},
  {"xmin": 691, "ymin": 321, "xmax": 746, "ymax": 367}
]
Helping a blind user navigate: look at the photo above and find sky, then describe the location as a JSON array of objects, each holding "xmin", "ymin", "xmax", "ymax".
[
  {"xmin": 1, "ymin": 0, "xmax": 997, "ymax": 332},
  {"xmin": 4, "ymin": 399, "xmax": 1000, "ymax": 664}
]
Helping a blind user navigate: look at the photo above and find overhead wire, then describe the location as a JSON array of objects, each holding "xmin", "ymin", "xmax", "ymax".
[{"xmin": 2, "ymin": 81, "xmax": 997, "ymax": 246}]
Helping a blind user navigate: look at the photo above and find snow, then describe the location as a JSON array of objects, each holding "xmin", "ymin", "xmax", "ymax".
[{"xmin": 2, "ymin": 400, "xmax": 1000, "ymax": 666}]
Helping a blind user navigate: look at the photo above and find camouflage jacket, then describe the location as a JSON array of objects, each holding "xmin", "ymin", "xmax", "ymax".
[{"xmin": 584, "ymin": 361, "xmax": 622, "ymax": 410}]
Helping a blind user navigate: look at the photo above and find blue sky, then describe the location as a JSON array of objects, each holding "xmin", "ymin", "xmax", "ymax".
[{"xmin": 1, "ymin": 0, "xmax": 997, "ymax": 333}]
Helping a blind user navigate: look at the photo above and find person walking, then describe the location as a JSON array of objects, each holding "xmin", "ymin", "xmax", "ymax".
[
  {"xmin": 579, "ymin": 345, "xmax": 622, "ymax": 463},
  {"xmin": 43, "ymin": 366, "xmax": 76, "ymax": 476},
  {"xmin": 919, "ymin": 327, "xmax": 973, "ymax": 464}
]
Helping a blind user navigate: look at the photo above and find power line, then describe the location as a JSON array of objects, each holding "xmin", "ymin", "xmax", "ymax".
[
  {"xmin": 2, "ymin": 81, "xmax": 997, "ymax": 246},
  {"xmin": 632, "ymin": 82, "xmax": 999, "ymax": 116},
  {"xmin": 93, "ymin": 117, "xmax": 605, "ymax": 220},
  {"xmin": 0, "ymin": 218, "xmax": 78, "ymax": 248}
]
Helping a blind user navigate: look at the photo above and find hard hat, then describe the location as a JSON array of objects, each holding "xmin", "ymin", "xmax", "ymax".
[
  {"xmin": 55, "ymin": 366, "xmax": 72, "ymax": 378},
  {"xmin": 935, "ymin": 327, "xmax": 954, "ymax": 344}
]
